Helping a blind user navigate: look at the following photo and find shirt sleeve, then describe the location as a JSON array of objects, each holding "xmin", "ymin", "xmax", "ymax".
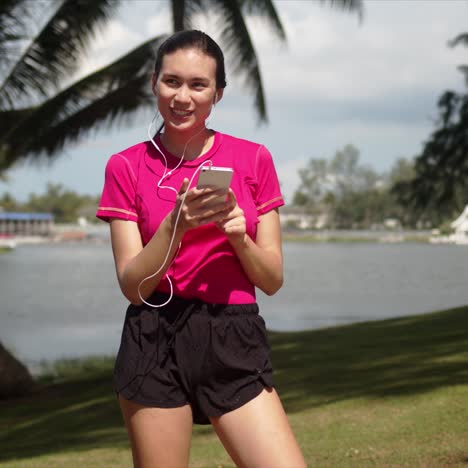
[
  {"xmin": 96, "ymin": 153, "xmax": 138, "ymax": 223},
  {"xmin": 255, "ymin": 145, "xmax": 285, "ymax": 215}
]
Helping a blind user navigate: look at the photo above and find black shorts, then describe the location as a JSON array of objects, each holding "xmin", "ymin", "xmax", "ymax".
[{"xmin": 113, "ymin": 292, "xmax": 274, "ymax": 424}]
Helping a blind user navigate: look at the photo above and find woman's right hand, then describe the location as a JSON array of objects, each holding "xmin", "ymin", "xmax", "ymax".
[{"xmin": 173, "ymin": 178, "xmax": 233, "ymax": 233}]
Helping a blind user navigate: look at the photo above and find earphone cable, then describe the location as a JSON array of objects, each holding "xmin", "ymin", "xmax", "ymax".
[{"xmin": 138, "ymin": 115, "xmax": 214, "ymax": 308}]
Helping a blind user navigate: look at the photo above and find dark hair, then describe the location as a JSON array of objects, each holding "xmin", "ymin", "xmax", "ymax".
[{"xmin": 154, "ymin": 30, "xmax": 227, "ymax": 89}]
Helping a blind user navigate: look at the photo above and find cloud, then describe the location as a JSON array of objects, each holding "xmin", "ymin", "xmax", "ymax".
[
  {"xmin": 246, "ymin": 0, "xmax": 467, "ymax": 102},
  {"xmin": 145, "ymin": 7, "xmax": 171, "ymax": 37},
  {"xmin": 74, "ymin": 19, "xmax": 145, "ymax": 82}
]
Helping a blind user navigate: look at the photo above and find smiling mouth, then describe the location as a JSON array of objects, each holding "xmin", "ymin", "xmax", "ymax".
[{"xmin": 171, "ymin": 109, "xmax": 193, "ymax": 117}]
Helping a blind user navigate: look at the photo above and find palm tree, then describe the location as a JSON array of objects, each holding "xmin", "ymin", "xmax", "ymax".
[{"xmin": 0, "ymin": 0, "xmax": 362, "ymax": 173}]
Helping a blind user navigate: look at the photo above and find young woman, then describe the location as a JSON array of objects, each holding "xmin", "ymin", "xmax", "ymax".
[{"xmin": 97, "ymin": 29, "xmax": 306, "ymax": 468}]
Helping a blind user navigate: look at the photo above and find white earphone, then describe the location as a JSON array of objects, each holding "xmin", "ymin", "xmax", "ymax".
[{"xmin": 141, "ymin": 112, "xmax": 215, "ymax": 308}]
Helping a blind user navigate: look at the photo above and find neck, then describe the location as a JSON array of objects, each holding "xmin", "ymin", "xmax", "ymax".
[{"xmin": 161, "ymin": 126, "xmax": 213, "ymax": 161}]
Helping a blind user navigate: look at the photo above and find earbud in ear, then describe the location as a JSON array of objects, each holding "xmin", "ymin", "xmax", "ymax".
[{"xmin": 213, "ymin": 93, "xmax": 218, "ymax": 105}]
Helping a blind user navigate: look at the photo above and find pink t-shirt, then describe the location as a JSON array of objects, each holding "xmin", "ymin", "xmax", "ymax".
[{"xmin": 96, "ymin": 131, "xmax": 284, "ymax": 304}]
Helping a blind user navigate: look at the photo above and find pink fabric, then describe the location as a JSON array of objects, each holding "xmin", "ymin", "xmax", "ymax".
[{"xmin": 96, "ymin": 131, "xmax": 284, "ymax": 304}]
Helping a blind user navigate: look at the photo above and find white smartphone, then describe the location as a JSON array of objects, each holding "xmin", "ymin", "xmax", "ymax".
[
  {"xmin": 196, "ymin": 166, "xmax": 233, "ymax": 206},
  {"xmin": 196, "ymin": 166, "xmax": 233, "ymax": 189}
]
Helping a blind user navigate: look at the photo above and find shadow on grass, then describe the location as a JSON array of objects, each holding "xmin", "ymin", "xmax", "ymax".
[
  {"xmin": 1, "ymin": 306, "xmax": 467, "ymax": 463},
  {"xmin": 0, "ymin": 368, "xmax": 126, "ymax": 462},
  {"xmin": 0, "ymin": 361, "xmax": 220, "ymax": 463},
  {"xmin": 271, "ymin": 305, "xmax": 468, "ymax": 413}
]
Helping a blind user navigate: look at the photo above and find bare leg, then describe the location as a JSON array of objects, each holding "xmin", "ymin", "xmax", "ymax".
[
  {"xmin": 119, "ymin": 395, "xmax": 193, "ymax": 468},
  {"xmin": 210, "ymin": 388, "xmax": 306, "ymax": 468}
]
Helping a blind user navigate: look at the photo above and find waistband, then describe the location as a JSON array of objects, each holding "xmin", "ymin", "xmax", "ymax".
[{"xmin": 133, "ymin": 291, "xmax": 259, "ymax": 316}]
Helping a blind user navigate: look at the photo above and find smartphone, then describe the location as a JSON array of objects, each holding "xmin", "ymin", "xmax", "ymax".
[
  {"xmin": 197, "ymin": 166, "xmax": 233, "ymax": 188},
  {"xmin": 196, "ymin": 166, "xmax": 233, "ymax": 206}
]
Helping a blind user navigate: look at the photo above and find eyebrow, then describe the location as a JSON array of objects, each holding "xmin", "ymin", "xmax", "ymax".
[{"xmin": 162, "ymin": 73, "xmax": 210, "ymax": 82}]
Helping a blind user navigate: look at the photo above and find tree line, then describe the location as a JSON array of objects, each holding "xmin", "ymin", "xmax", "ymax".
[
  {"xmin": 291, "ymin": 23, "xmax": 468, "ymax": 231},
  {"xmin": 291, "ymin": 144, "xmax": 458, "ymax": 230},
  {"xmin": 0, "ymin": 183, "xmax": 100, "ymax": 224},
  {"xmin": 0, "ymin": 145, "xmax": 453, "ymax": 230}
]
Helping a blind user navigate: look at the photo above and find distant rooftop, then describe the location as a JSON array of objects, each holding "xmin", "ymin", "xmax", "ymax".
[{"xmin": 0, "ymin": 212, "xmax": 53, "ymax": 221}]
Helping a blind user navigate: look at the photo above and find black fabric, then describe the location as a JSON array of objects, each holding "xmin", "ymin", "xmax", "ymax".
[{"xmin": 113, "ymin": 292, "xmax": 273, "ymax": 424}]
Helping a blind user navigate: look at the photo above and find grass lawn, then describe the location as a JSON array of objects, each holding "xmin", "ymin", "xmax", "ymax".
[{"xmin": 1, "ymin": 306, "xmax": 468, "ymax": 467}]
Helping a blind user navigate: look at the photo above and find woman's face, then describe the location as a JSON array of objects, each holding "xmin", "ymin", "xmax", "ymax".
[{"xmin": 154, "ymin": 48, "xmax": 221, "ymax": 135}]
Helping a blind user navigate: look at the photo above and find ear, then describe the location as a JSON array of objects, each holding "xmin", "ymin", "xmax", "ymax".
[
  {"xmin": 151, "ymin": 72, "xmax": 158, "ymax": 96},
  {"xmin": 213, "ymin": 89, "xmax": 224, "ymax": 105}
]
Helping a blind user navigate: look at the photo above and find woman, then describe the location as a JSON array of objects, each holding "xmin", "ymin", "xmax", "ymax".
[{"xmin": 97, "ymin": 29, "xmax": 306, "ymax": 468}]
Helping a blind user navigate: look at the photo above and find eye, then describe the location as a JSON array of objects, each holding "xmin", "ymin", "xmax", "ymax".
[
  {"xmin": 192, "ymin": 81, "xmax": 207, "ymax": 89},
  {"xmin": 164, "ymin": 78, "xmax": 179, "ymax": 87}
]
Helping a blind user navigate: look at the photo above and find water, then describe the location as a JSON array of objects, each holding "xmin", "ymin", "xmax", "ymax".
[{"xmin": 2, "ymin": 242, "xmax": 468, "ymax": 369}]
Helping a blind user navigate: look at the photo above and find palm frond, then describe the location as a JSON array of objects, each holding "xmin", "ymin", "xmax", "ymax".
[
  {"xmin": 206, "ymin": 0, "xmax": 271, "ymax": 123},
  {"xmin": 172, "ymin": 0, "xmax": 186, "ymax": 31},
  {"xmin": 0, "ymin": 0, "xmax": 122, "ymax": 110},
  {"xmin": 171, "ymin": 0, "xmax": 204, "ymax": 31},
  {"xmin": 457, "ymin": 65, "xmax": 468, "ymax": 87},
  {"xmin": 449, "ymin": 33, "xmax": 468, "ymax": 48},
  {"xmin": 238, "ymin": 0, "xmax": 286, "ymax": 41},
  {"xmin": 12, "ymin": 76, "xmax": 152, "ymax": 162},
  {"xmin": 1, "ymin": 35, "xmax": 166, "ymax": 165},
  {"xmin": 317, "ymin": 0, "xmax": 363, "ymax": 20},
  {"xmin": 0, "ymin": 0, "xmax": 29, "ymax": 44},
  {"xmin": 0, "ymin": 0, "xmax": 31, "ymax": 73},
  {"xmin": 0, "ymin": 107, "xmax": 33, "ymax": 139}
]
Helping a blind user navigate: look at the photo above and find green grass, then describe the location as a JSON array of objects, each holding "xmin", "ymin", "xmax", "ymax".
[{"xmin": 1, "ymin": 306, "xmax": 468, "ymax": 467}]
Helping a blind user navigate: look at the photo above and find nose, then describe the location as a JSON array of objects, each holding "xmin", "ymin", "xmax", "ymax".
[{"xmin": 174, "ymin": 85, "xmax": 191, "ymax": 105}]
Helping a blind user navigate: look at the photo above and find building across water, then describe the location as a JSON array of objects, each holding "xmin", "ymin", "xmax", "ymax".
[{"xmin": 0, "ymin": 212, "xmax": 54, "ymax": 237}]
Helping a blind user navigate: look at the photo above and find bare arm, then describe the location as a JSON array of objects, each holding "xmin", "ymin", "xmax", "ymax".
[
  {"xmin": 110, "ymin": 212, "xmax": 184, "ymax": 305},
  {"xmin": 218, "ymin": 190, "xmax": 284, "ymax": 295}
]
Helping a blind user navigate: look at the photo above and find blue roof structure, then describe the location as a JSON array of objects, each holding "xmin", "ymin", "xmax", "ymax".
[{"xmin": 0, "ymin": 212, "xmax": 53, "ymax": 221}]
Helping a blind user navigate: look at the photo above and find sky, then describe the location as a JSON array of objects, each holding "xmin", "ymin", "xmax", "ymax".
[{"xmin": 1, "ymin": 0, "xmax": 467, "ymax": 204}]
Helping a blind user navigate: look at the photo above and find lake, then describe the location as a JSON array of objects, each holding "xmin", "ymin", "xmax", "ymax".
[{"xmin": 1, "ymin": 242, "xmax": 468, "ymax": 370}]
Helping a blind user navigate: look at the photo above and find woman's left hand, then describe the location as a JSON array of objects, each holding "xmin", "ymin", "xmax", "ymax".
[{"xmin": 216, "ymin": 189, "xmax": 246, "ymax": 246}]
